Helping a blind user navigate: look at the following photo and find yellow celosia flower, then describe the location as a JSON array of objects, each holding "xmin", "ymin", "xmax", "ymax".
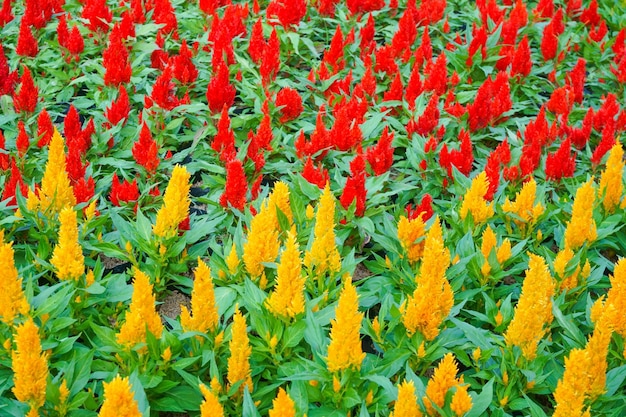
[
  {"xmin": 607, "ymin": 259, "xmax": 626, "ymax": 348},
  {"xmin": 12, "ymin": 319, "xmax": 48, "ymax": 413},
  {"xmin": 199, "ymin": 383, "xmax": 224, "ymax": 417},
  {"xmin": 227, "ymin": 309, "xmax": 253, "ymax": 394},
  {"xmin": 504, "ymin": 254, "xmax": 555, "ymax": 360},
  {"xmin": 266, "ymin": 231, "xmax": 306, "ymax": 319},
  {"xmin": 243, "ymin": 200, "xmax": 280, "ymax": 278},
  {"xmin": 326, "ymin": 278, "xmax": 365, "ymax": 372},
  {"xmin": 397, "ymin": 215, "xmax": 426, "ymax": 263},
  {"xmin": 50, "ymin": 207, "xmax": 85, "ymax": 280},
  {"xmin": 598, "ymin": 143, "xmax": 624, "ymax": 213},
  {"xmin": 480, "ymin": 226, "xmax": 512, "ymax": 277},
  {"xmin": 586, "ymin": 300, "xmax": 615, "ymax": 400},
  {"xmin": 502, "ymin": 177, "xmax": 544, "ymax": 227},
  {"xmin": 116, "ymin": 269, "xmax": 163, "ymax": 348},
  {"xmin": 0, "ymin": 239, "xmax": 29, "ymax": 324},
  {"xmin": 59, "ymin": 379, "xmax": 70, "ymax": 404},
  {"xmin": 34, "ymin": 128, "xmax": 76, "ymax": 214},
  {"xmin": 451, "ymin": 384, "xmax": 473, "ymax": 416},
  {"xmin": 563, "ymin": 179, "xmax": 597, "ymax": 250},
  {"xmin": 401, "ymin": 218, "xmax": 454, "ymax": 340},
  {"xmin": 304, "ymin": 185, "xmax": 341, "ymax": 275},
  {"xmin": 390, "ymin": 380, "xmax": 422, "ymax": 417},
  {"xmin": 180, "ymin": 259, "xmax": 219, "ymax": 333},
  {"xmin": 153, "ymin": 165, "xmax": 191, "ymax": 238},
  {"xmin": 424, "ymin": 353, "xmax": 463, "ymax": 415},
  {"xmin": 459, "ymin": 172, "xmax": 494, "ymax": 224},
  {"xmin": 267, "ymin": 181, "xmax": 293, "ymax": 229},
  {"xmin": 268, "ymin": 387, "xmax": 296, "ymax": 417},
  {"xmin": 98, "ymin": 375, "xmax": 141, "ymax": 417},
  {"xmin": 84, "ymin": 200, "xmax": 97, "ymax": 221},
  {"xmin": 226, "ymin": 243, "xmax": 239, "ymax": 275},
  {"xmin": 553, "ymin": 348, "xmax": 591, "ymax": 417}
]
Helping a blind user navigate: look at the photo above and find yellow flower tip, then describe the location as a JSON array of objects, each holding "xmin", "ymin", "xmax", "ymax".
[
  {"xmin": 269, "ymin": 388, "xmax": 296, "ymax": 417},
  {"xmin": 332, "ymin": 376, "xmax": 342, "ymax": 393},
  {"xmin": 38, "ymin": 128, "xmax": 76, "ymax": 215},
  {"xmin": 397, "ymin": 215, "xmax": 426, "ymax": 263},
  {"xmin": 98, "ymin": 375, "xmax": 141, "ymax": 417},
  {"xmin": 390, "ymin": 380, "xmax": 422, "ymax": 417},
  {"xmin": 181, "ymin": 259, "xmax": 219, "ymax": 334},
  {"xmin": 526, "ymin": 380, "xmax": 536, "ymax": 390},
  {"xmin": 365, "ymin": 389, "xmax": 374, "ymax": 406},
  {"xmin": 460, "ymin": 171, "xmax": 494, "ymax": 224},
  {"xmin": 153, "ymin": 165, "xmax": 191, "ymax": 239},
  {"xmin": 51, "ymin": 207, "xmax": 85, "ymax": 281},
  {"xmin": 417, "ymin": 341, "xmax": 426, "ymax": 359},
  {"xmin": 161, "ymin": 347, "xmax": 172, "ymax": 362},
  {"xmin": 451, "ymin": 384, "xmax": 473, "ymax": 416},
  {"xmin": 243, "ymin": 200, "xmax": 280, "ymax": 278},
  {"xmin": 12, "ymin": 319, "xmax": 48, "ymax": 410},
  {"xmin": 59, "ymin": 379, "xmax": 70, "ymax": 404},
  {"xmin": 306, "ymin": 204, "xmax": 315, "ymax": 220},
  {"xmin": 85, "ymin": 199, "xmax": 97, "ymax": 221},
  {"xmin": 499, "ymin": 395, "xmax": 508, "ymax": 408},
  {"xmin": 502, "ymin": 371, "xmax": 509, "ymax": 385},
  {"xmin": 371, "ymin": 316, "xmax": 381, "ymax": 339},
  {"xmin": 309, "ymin": 379, "xmax": 318, "ymax": 387},
  {"xmin": 0, "ymin": 240, "xmax": 30, "ymax": 324},
  {"xmin": 200, "ymin": 383, "xmax": 224, "ymax": 417},
  {"xmin": 3, "ymin": 338, "xmax": 12, "ymax": 351},
  {"xmin": 304, "ymin": 185, "xmax": 341, "ymax": 275},
  {"xmin": 598, "ymin": 142, "xmax": 624, "ymax": 213},
  {"xmin": 536, "ymin": 229, "xmax": 543, "ymax": 241},
  {"xmin": 424, "ymin": 353, "xmax": 462, "ymax": 415},
  {"xmin": 495, "ymin": 311, "xmax": 503, "ymax": 326},
  {"xmin": 472, "ymin": 347, "xmax": 481, "ymax": 362},
  {"xmin": 327, "ymin": 279, "xmax": 365, "ymax": 373},
  {"xmin": 503, "ymin": 177, "xmax": 544, "ymax": 227},
  {"xmin": 266, "ymin": 231, "xmax": 306, "ymax": 319},
  {"xmin": 226, "ymin": 242, "xmax": 240, "ymax": 275},
  {"xmin": 86, "ymin": 269, "xmax": 95, "ymax": 286},
  {"xmin": 564, "ymin": 178, "xmax": 597, "ymax": 250},
  {"xmin": 210, "ymin": 377, "xmax": 222, "ymax": 394},
  {"xmin": 227, "ymin": 309, "xmax": 253, "ymax": 394}
]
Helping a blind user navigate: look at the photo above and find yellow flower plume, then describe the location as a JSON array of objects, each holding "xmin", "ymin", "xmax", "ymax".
[
  {"xmin": 390, "ymin": 380, "xmax": 422, "ymax": 417},
  {"xmin": 50, "ymin": 206, "xmax": 85, "ymax": 280},
  {"xmin": 598, "ymin": 142, "xmax": 624, "ymax": 213},
  {"xmin": 563, "ymin": 178, "xmax": 597, "ymax": 250},
  {"xmin": 243, "ymin": 199, "xmax": 280, "ymax": 279},
  {"xmin": 227, "ymin": 309, "xmax": 253, "ymax": 394},
  {"xmin": 98, "ymin": 375, "xmax": 141, "ymax": 417},
  {"xmin": 11, "ymin": 318, "xmax": 48, "ymax": 413},
  {"xmin": 397, "ymin": 214, "xmax": 426, "ymax": 264},
  {"xmin": 304, "ymin": 184, "xmax": 341, "ymax": 275},
  {"xmin": 268, "ymin": 387, "xmax": 296, "ymax": 417},
  {"xmin": 0, "ymin": 238, "xmax": 29, "ymax": 324},
  {"xmin": 266, "ymin": 230, "xmax": 306, "ymax": 319},
  {"xmin": 424, "ymin": 353, "xmax": 465, "ymax": 415},
  {"xmin": 199, "ymin": 384, "xmax": 224, "ymax": 417},
  {"xmin": 153, "ymin": 165, "xmax": 191, "ymax": 238},
  {"xmin": 502, "ymin": 177, "xmax": 544, "ymax": 227},
  {"xmin": 180, "ymin": 259, "xmax": 219, "ymax": 334},
  {"xmin": 459, "ymin": 171, "xmax": 494, "ymax": 224}
]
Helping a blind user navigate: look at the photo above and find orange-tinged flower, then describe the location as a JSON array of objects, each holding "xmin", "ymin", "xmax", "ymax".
[
  {"xmin": 35, "ymin": 128, "xmax": 76, "ymax": 215},
  {"xmin": 0, "ymin": 239, "xmax": 29, "ymax": 324},
  {"xmin": 401, "ymin": 218, "xmax": 454, "ymax": 340},
  {"xmin": 226, "ymin": 243, "xmax": 240, "ymax": 274},
  {"xmin": 98, "ymin": 375, "xmax": 141, "ymax": 417},
  {"xmin": 598, "ymin": 143, "xmax": 624, "ymax": 213},
  {"xmin": 153, "ymin": 165, "xmax": 191, "ymax": 238},
  {"xmin": 266, "ymin": 231, "xmax": 306, "ymax": 319},
  {"xmin": 11, "ymin": 319, "xmax": 48, "ymax": 413},
  {"xmin": 267, "ymin": 181, "xmax": 293, "ymax": 229},
  {"xmin": 304, "ymin": 184, "xmax": 341, "ymax": 275},
  {"xmin": 553, "ymin": 348, "xmax": 591, "ymax": 417},
  {"xmin": 327, "ymin": 278, "xmax": 365, "ymax": 373},
  {"xmin": 480, "ymin": 225, "xmax": 512, "ymax": 276},
  {"xmin": 607, "ymin": 259, "xmax": 626, "ymax": 348},
  {"xmin": 502, "ymin": 177, "xmax": 544, "ymax": 227},
  {"xmin": 459, "ymin": 171, "xmax": 494, "ymax": 224},
  {"xmin": 397, "ymin": 214, "xmax": 426, "ymax": 263},
  {"xmin": 199, "ymin": 384, "xmax": 224, "ymax": 417},
  {"xmin": 50, "ymin": 207, "xmax": 85, "ymax": 280},
  {"xmin": 390, "ymin": 380, "xmax": 422, "ymax": 417},
  {"xmin": 227, "ymin": 309, "xmax": 253, "ymax": 394},
  {"xmin": 451, "ymin": 384, "xmax": 473, "ymax": 416},
  {"xmin": 180, "ymin": 259, "xmax": 219, "ymax": 333},
  {"xmin": 243, "ymin": 200, "xmax": 280, "ymax": 278},
  {"xmin": 424, "ymin": 353, "xmax": 463, "ymax": 415},
  {"xmin": 504, "ymin": 254, "xmax": 555, "ymax": 360},
  {"xmin": 268, "ymin": 388, "xmax": 296, "ymax": 417},
  {"xmin": 563, "ymin": 178, "xmax": 597, "ymax": 250},
  {"xmin": 116, "ymin": 269, "xmax": 163, "ymax": 348}
]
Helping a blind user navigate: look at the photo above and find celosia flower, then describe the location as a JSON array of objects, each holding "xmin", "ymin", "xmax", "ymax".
[
  {"xmin": 266, "ymin": 181, "xmax": 293, "ymax": 229},
  {"xmin": 553, "ymin": 348, "xmax": 590, "ymax": 417},
  {"xmin": 502, "ymin": 177, "xmax": 544, "ymax": 228},
  {"xmin": 451, "ymin": 384, "xmax": 473, "ymax": 416},
  {"xmin": 0, "ymin": 238, "xmax": 29, "ymax": 324},
  {"xmin": 2, "ymin": 158, "xmax": 28, "ymax": 205},
  {"xmin": 109, "ymin": 173, "xmax": 139, "ymax": 208},
  {"xmin": 397, "ymin": 214, "xmax": 426, "ymax": 264},
  {"xmin": 116, "ymin": 269, "xmax": 163, "ymax": 348},
  {"xmin": 206, "ymin": 57, "xmax": 235, "ymax": 113},
  {"xmin": 606, "ymin": 259, "xmax": 626, "ymax": 355},
  {"xmin": 459, "ymin": 172, "xmax": 494, "ymax": 224},
  {"xmin": 439, "ymin": 129, "xmax": 473, "ymax": 178},
  {"xmin": 340, "ymin": 154, "xmax": 367, "ymax": 216},
  {"xmin": 275, "ymin": 87, "xmax": 303, "ymax": 123},
  {"xmin": 180, "ymin": 259, "xmax": 219, "ymax": 333},
  {"xmin": 511, "ymin": 35, "xmax": 532, "ymax": 78},
  {"xmin": 103, "ymin": 29, "xmax": 131, "ymax": 86},
  {"xmin": 424, "ymin": 354, "xmax": 463, "ymax": 415},
  {"xmin": 0, "ymin": 42, "xmax": 18, "ymax": 96},
  {"xmin": 34, "ymin": 128, "xmax": 76, "ymax": 214},
  {"xmin": 51, "ymin": 207, "xmax": 85, "ymax": 280},
  {"xmin": 199, "ymin": 384, "xmax": 224, "ymax": 417},
  {"xmin": 170, "ymin": 40, "xmax": 198, "ymax": 85},
  {"xmin": 105, "ymin": 85, "xmax": 131, "ymax": 126},
  {"xmin": 220, "ymin": 158, "xmax": 248, "ymax": 211},
  {"xmin": 260, "ymin": 28, "xmax": 280, "ymax": 85},
  {"xmin": 266, "ymin": 231, "xmax": 306, "ymax": 319},
  {"xmin": 480, "ymin": 225, "xmax": 511, "ymax": 276},
  {"xmin": 16, "ymin": 18, "xmax": 38, "ymax": 57},
  {"xmin": 267, "ymin": 0, "xmax": 307, "ymax": 28},
  {"xmin": 151, "ymin": 66, "xmax": 186, "ymax": 111},
  {"xmin": 269, "ymin": 388, "xmax": 296, "ymax": 417},
  {"xmin": 401, "ymin": 218, "xmax": 454, "ymax": 340},
  {"xmin": 327, "ymin": 278, "xmax": 365, "ymax": 372},
  {"xmin": 13, "ymin": 65, "xmax": 38, "ymax": 114},
  {"xmin": 132, "ymin": 124, "xmax": 159, "ymax": 174},
  {"xmin": 227, "ymin": 309, "xmax": 253, "ymax": 394},
  {"xmin": 301, "ymin": 158, "xmax": 330, "ymax": 189},
  {"xmin": 36, "ymin": 108, "xmax": 54, "ymax": 148},
  {"xmin": 243, "ymin": 198, "xmax": 280, "ymax": 278},
  {"xmin": 226, "ymin": 243, "xmax": 240, "ymax": 274},
  {"xmin": 365, "ymin": 126, "xmax": 395, "ymax": 175},
  {"xmin": 545, "ymin": 138, "xmax": 576, "ymax": 181},
  {"xmin": 598, "ymin": 143, "xmax": 624, "ymax": 213},
  {"xmin": 12, "ymin": 319, "xmax": 48, "ymax": 414},
  {"xmin": 467, "ymin": 71, "xmax": 511, "ymax": 131},
  {"xmin": 304, "ymin": 185, "xmax": 341, "ymax": 275},
  {"xmin": 153, "ymin": 165, "xmax": 191, "ymax": 239},
  {"xmin": 212, "ymin": 105, "xmax": 236, "ymax": 162},
  {"xmin": 82, "ymin": 0, "xmax": 112, "ymax": 33},
  {"xmin": 248, "ymin": 18, "xmax": 265, "ymax": 64},
  {"xmin": 504, "ymin": 254, "xmax": 555, "ymax": 360},
  {"xmin": 98, "ymin": 375, "xmax": 141, "ymax": 417},
  {"xmin": 563, "ymin": 178, "xmax": 597, "ymax": 250},
  {"xmin": 390, "ymin": 380, "xmax": 422, "ymax": 417}
]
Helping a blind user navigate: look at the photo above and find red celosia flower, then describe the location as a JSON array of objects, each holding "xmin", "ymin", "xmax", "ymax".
[
  {"xmin": 566, "ymin": 0, "xmax": 582, "ymax": 16},
  {"xmin": 66, "ymin": 25, "xmax": 84, "ymax": 60},
  {"xmin": 64, "ymin": 106, "xmax": 93, "ymax": 155},
  {"xmin": 0, "ymin": 130, "xmax": 8, "ymax": 170},
  {"xmin": 24, "ymin": 0, "xmax": 56, "ymax": 28},
  {"xmin": 467, "ymin": 71, "xmax": 512, "ymax": 131},
  {"xmin": 0, "ymin": 42, "xmax": 18, "ymax": 96},
  {"xmin": 415, "ymin": 0, "xmax": 446, "ymax": 25},
  {"xmin": 566, "ymin": 58, "xmax": 586, "ymax": 104},
  {"xmin": 66, "ymin": 146, "xmax": 88, "ymax": 184},
  {"xmin": 1, "ymin": 158, "xmax": 27, "ymax": 205},
  {"xmin": 467, "ymin": 24, "xmax": 487, "ymax": 67},
  {"xmin": 58, "ymin": 14, "xmax": 69, "ymax": 48},
  {"xmin": 246, "ymin": 131, "xmax": 265, "ymax": 173},
  {"xmin": 0, "ymin": 0, "xmax": 13, "ymax": 27},
  {"xmin": 423, "ymin": 53, "xmax": 448, "ymax": 95},
  {"xmin": 36, "ymin": 108, "xmax": 54, "ymax": 148},
  {"xmin": 415, "ymin": 94, "xmax": 440, "ymax": 136},
  {"xmin": 501, "ymin": 0, "xmax": 527, "ymax": 44},
  {"xmin": 323, "ymin": 25, "xmax": 345, "ymax": 73},
  {"xmin": 391, "ymin": 3, "xmax": 417, "ymax": 59},
  {"xmin": 153, "ymin": 0, "xmax": 178, "ymax": 37},
  {"xmin": 302, "ymin": 157, "xmax": 329, "ymax": 188},
  {"xmin": 81, "ymin": 0, "xmax": 112, "ymax": 33},
  {"xmin": 106, "ymin": 85, "xmax": 130, "ymax": 126},
  {"xmin": 405, "ymin": 63, "xmax": 423, "ymax": 110},
  {"xmin": 477, "ymin": 0, "xmax": 504, "ymax": 26},
  {"xmin": 260, "ymin": 28, "xmax": 280, "ymax": 85},
  {"xmin": 340, "ymin": 154, "xmax": 367, "ymax": 216},
  {"xmin": 346, "ymin": 0, "xmax": 385, "ymax": 15},
  {"xmin": 170, "ymin": 40, "xmax": 197, "ymax": 85},
  {"xmin": 580, "ymin": 0, "xmax": 600, "ymax": 27},
  {"xmin": 484, "ymin": 139, "xmax": 511, "ymax": 199},
  {"xmin": 359, "ymin": 62, "xmax": 377, "ymax": 98},
  {"xmin": 151, "ymin": 32, "xmax": 169, "ymax": 70},
  {"xmin": 511, "ymin": 35, "xmax": 532, "ymax": 78},
  {"xmin": 318, "ymin": 0, "xmax": 340, "ymax": 16},
  {"xmin": 359, "ymin": 13, "xmax": 376, "ymax": 59},
  {"xmin": 591, "ymin": 123, "xmax": 616, "ymax": 165},
  {"xmin": 130, "ymin": 0, "xmax": 145, "ymax": 23},
  {"xmin": 593, "ymin": 94, "xmax": 620, "ymax": 131},
  {"xmin": 439, "ymin": 128, "xmax": 473, "ymax": 178},
  {"xmin": 132, "ymin": 124, "xmax": 160, "ymax": 174},
  {"xmin": 545, "ymin": 137, "xmax": 576, "ymax": 181},
  {"xmin": 406, "ymin": 194, "xmax": 434, "ymax": 221},
  {"xmin": 151, "ymin": 67, "xmax": 181, "ymax": 110},
  {"xmin": 220, "ymin": 158, "xmax": 248, "ymax": 210},
  {"xmin": 206, "ymin": 57, "xmax": 236, "ymax": 113},
  {"xmin": 546, "ymin": 86, "xmax": 573, "ymax": 117},
  {"xmin": 375, "ymin": 45, "xmax": 399, "ymax": 76},
  {"xmin": 212, "ymin": 105, "xmax": 236, "ymax": 162},
  {"xmin": 73, "ymin": 176, "xmax": 95, "ymax": 205},
  {"xmin": 103, "ymin": 29, "xmax": 131, "ymax": 86},
  {"xmin": 110, "ymin": 173, "xmax": 139, "ymax": 207},
  {"xmin": 16, "ymin": 121, "xmax": 29, "ymax": 157},
  {"xmin": 267, "ymin": 0, "xmax": 306, "ymax": 28},
  {"xmin": 382, "ymin": 71, "xmax": 403, "ymax": 106},
  {"xmin": 275, "ymin": 87, "xmax": 303, "ymax": 123},
  {"xmin": 414, "ymin": 27, "xmax": 432, "ymax": 69},
  {"xmin": 248, "ymin": 18, "xmax": 265, "ymax": 64},
  {"xmin": 534, "ymin": 0, "xmax": 554, "ymax": 19},
  {"xmin": 199, "ymin": 0, "xmax": 228, "ymax": 14},
  {"xmin": 118, "ymin": 10, "xmax": 136, "ymax": 40},
  {"xmin": 589, "ymin": 20, "xmax": 607, "ymax": 43},
  {"xmin": 570, "ymin": 107, "xmax": 594, "ymax": 148},
  {"xmin": 16, "ymin": 18, "xmax": 38, "ymax": 57},
  {"xmin": 13, "ymin": 66, "xmax": 38, "ymax": 114},
  {"xmin": 541, "ymin": 11, "xmax": 562, "ymax": 61},
  {"xmin": 444, "ymin": 90, "xmax": 466, "ymax": 118},
  {"xmin": 365, "ymin": 126, "xmax": 394, "ymax": 175},
  {"xmin": 329, "ymin": 104, "xmax": 362, "ymax": 152},
  {"xmin": 612, "ymin": 54, "xmax": 626, "ymax": 84},
  {"xmin": 254, "ymin": 101, "xmax": 273, "ymax": 151}
]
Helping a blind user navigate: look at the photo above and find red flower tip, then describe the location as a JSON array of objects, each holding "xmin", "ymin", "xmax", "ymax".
[{"xmin": 132, "ymin": 123, "xmax": 160, "ymax": 174}]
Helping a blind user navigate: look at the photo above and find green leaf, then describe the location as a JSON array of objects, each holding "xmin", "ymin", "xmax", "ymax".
[
  {"xmin": 242, "ymin": 387, "xmax": 262, "ymax": 417},
  {"xmin": 606, "ymin": 365, "xmax": 626, "ymax": 396},
  {"xmin": 465, "ymin": 378, "xmax": 494, "ymax": 417}
]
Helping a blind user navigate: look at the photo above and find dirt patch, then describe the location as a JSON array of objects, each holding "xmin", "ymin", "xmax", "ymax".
[
  {"xmin": 158, "ymin": 290, "xmax": 191, "ymax": 323},
  {"xmin": 353, "ymin": 263, "xmax": 373, "ymax": 281}
]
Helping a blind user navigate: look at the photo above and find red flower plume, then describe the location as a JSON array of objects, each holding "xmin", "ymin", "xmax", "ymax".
[
  {"xmin": 545, "ymin": 137, "xmax": 576, "ymax": 181},
  {"xmin": 365, "ymin": 126, "xmax": 395, "ymax": 175},
  {"xmin": 81, "ymin": 0, "xmax": 112, "ymax": 33},
  {"xmin": 103, "ymin": 29, "xmax": 131, "ymax": 86},
  {"xmin": 1, "ymin": 158, "xmax": 27, "ymax": 205},
  {"xmin": 0, "ymin": 0, "xmax": 14, "ymax": 27},
  {"xmin": 106, "ymin": 85, "xmax": 131, "ymax": 126},
  {"xmin": 267, "ymin": 0, "xmax": 306, "ymax": 28},
  {"xmin": 439, "ymin": 128, "xmax": 474, "ymax": 178},
  {"xmin": 132, "ymin": 124, "xmax": 160, "ymax": 174},
  {"xmin": 212, "ymin": 105, "xmax": 236, "ymax": 162},
  {"xmin": 275, "ymin": 87, "xmax": 303, "ymax": 123},
  {"xmin": 302, "ymin": 157, "xmax": 329, "ymax": 188},
  {"xmin": 406, "ymin": 194, "xmax": 434, "ymax": 221},
  {"xmin": 260, "ymin": 28, "xmax": 280, "ymax": 85},
  {"xmin": 13, "ymin": 65, "xmax": 38, "ymax": 114},
  {"xmin": 340, "ymin": 153, "xmax": 367, "ymax": 216},
  {"xmin": 171, "ymin": 39, "xmax": 198, "ymax": 85},
  {"xmin": 36, "ymin": 108, "xmax": 54, "ymax": 148},
  {"xmin": 16, "ymin": 120, "xmax": 29, "ymax": 157},
  {"xmin": 220, "ymin": 158, "xmax": 248, "ymax": 211},
  {"xmin": 0, "ymin": 130, "xmax": 8, "ymax": 170},
  {"xmin": 110, "ymin": 173, "xmax": 139, "ymax": 207},
  {"xmin": 206, "ymin": 57, "xmax": 236, "ymax": 113},
  {"xmin": 16, "ymin": 18, "xmax": 38, "ymax": 57},
  {"xmin": 249, "ymin": 18, "xmax": 265, "ymax": 64}
]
